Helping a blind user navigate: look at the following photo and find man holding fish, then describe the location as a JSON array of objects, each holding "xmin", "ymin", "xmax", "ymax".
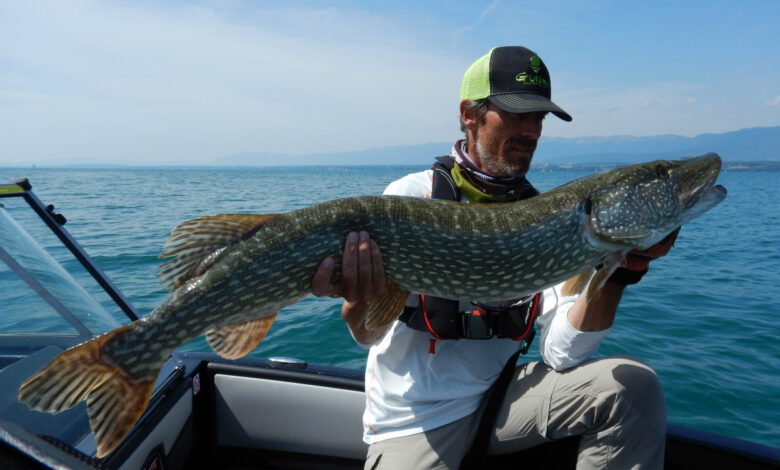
[
  {"xmin": 21, "ymin": 45, "xmax": 724, "ymax": 463},
  {"xmin": 314, "ymin": 46, "xmax": 678, "ymax": 469}
]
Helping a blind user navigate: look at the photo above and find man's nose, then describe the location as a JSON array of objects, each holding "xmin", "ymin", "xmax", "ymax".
[{"xmin": 517, "ymin": 115, "xmax": 543, "ymax": 139}]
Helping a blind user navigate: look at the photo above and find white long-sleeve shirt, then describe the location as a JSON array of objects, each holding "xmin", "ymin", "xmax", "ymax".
[{"xmin": 361, "ymin": 168, "xmax": 609, "ymax": 444}]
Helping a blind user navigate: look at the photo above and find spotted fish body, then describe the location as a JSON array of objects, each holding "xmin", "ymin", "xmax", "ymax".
[{"xmin": 18, "ymin": 153, "xmax": 726, "ymax": 457}]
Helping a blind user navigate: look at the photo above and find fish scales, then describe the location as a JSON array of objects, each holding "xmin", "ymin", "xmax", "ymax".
[
  {"xmin": 106, "ymin": 195, "xmax": 587, "ymax": 375},
  {"xmin": 18, "ymin": 154, "xmax": 727, "ymax": 458}
]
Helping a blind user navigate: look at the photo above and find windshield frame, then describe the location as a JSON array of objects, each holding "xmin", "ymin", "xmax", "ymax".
[{"xmin": 0, "ymin": 179, "xmax": 140, "ymax": 324}]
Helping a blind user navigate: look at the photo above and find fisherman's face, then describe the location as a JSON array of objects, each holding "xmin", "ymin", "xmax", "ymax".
[{"xmin": 473, "ymin": 104, "xmax": 545, "ymax": 177}]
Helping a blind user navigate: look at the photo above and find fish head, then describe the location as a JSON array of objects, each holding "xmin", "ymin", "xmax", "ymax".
[{"xmin": 585, "ymin": 153, "xmax": 727, "ymax": 250}]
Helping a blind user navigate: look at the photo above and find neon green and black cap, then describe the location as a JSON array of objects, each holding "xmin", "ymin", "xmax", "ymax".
[{"xmin": 461, "ymin": 46, "xmax": 572, "ymax": 122}]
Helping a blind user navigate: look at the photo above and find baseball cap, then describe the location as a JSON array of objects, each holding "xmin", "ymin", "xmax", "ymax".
[{"xmin": 460, "ymin": 46, "xmax": 572, "ymax": 122}]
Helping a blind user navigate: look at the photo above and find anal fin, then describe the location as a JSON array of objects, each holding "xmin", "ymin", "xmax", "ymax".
[
  {"xmin": 365, "ymin": 280, "xmax": 409, "ymax": 330},
  {"xmin": 206, "ymin": 315, "xmax": 277, "ymax": 360}
]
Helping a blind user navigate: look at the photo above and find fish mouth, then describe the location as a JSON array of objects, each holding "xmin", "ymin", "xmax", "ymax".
[
  {"xmin": 673, "ymin": 153, "xmax": 727, "ymax": 224},
  {"xmin": 682, "ymin": 183, "xmax": 727, "ymax": 224}
]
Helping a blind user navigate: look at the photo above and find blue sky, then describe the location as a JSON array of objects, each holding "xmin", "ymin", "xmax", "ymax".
[{"xmin": 1, "ymin": 0, "xmax": 778, "ymax": 165}]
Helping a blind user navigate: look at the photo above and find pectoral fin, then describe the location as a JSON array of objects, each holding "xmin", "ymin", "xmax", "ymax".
[
  {"xmin": 365, "ymin": 280, "xmax": 409, "ymax": 330},
  {"xmin": 561, "ymin": 268, "xmax": 593, "ymax": 296},
  {"xmin": 206, "ymin": 315, "xmax": 277, "ymax": 359},
  {"xmin": 585, "ymin": 257, "xmax": 622, "ymax": 302}
]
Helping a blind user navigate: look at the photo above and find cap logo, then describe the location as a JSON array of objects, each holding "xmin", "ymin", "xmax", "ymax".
[
  {"xmin": 529, "ymin": 56, "xmax": 541, "ymax": 74},
  {"xmin": 515, "ymin": 55, "xmax": 549, "ymax": 88},
  {"xmin": 515, "ymin": 72, "xmax": 549, "ymax": 88}
]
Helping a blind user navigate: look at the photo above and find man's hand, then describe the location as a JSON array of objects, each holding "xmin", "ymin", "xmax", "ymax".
[
  {"xmin": 625, "ymin": 227, "xmax": 680, "ymax": 271},
  {"xmin": 312, "ymin": 231, "xmax": 390, "ymax": 345},
  {"xmin": 311, "ymin": 231, "xmax": 386, "ymax": 301},
  {"xmin": 609, "ymin": 227, "xmax": 681, "ymax": 286}
]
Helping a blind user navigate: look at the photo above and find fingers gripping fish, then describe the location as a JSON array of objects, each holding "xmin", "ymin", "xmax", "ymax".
[{"xmin": 18, "ymin": 154, "xmax": 727, "ymax": 457}]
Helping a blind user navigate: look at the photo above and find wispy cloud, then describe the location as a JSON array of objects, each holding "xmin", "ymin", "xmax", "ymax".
[
  {"xmin": 479, "ymin": 0, "xmax": 500, "ymax": 22},
  {"xmin": 766, "ymin": 96, "xmax": 780, "ymax": 107},
  {"xmin": 451, "ymin": 25, "xmax": 473, "ymax": 39},
  {"xmin": 451, "ymin": 1, "xmax": 500, "ymax": 45}
]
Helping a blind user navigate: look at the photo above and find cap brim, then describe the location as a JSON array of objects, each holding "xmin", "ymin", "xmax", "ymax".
[{"xmin": 489, "ymin": 94, "xmax": 572, "ymax": 122}]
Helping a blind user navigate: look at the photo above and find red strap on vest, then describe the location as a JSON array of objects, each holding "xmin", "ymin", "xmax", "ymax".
[
  {"xmin": 511, "ymin": 292, "xmax": 541, "ymax": 341},
  {"xmin": 420, "ymin": 295, "xmax": 447, "ymax": 340}
]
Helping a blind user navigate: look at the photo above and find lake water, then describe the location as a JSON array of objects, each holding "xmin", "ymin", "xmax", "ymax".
[{"xmin": 0, "ymin": 165, "xmax": 778, "ymax": 448}]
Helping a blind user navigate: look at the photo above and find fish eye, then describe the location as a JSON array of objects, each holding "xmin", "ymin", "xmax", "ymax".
[{"xmin": 655, "ymin": 163, "xmax": 670, "ymax": 179}]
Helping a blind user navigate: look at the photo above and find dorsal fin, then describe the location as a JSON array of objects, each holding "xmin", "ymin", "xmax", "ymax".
[
  {"xmin": 157, "ymin": 213, "xmax": 276, "ymax": 290},
  {"xmin": 205, "ymin": 315, "xmax": 277, "ymax": 359}
]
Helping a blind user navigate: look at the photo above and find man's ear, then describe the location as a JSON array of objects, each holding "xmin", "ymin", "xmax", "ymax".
[
  {"xmin": 459, "ymin": 100, "xmax": 481, "ymax": 135},
  {"xmin": 460, "ymin": 100, "xmax": 476, "ymax": 130}
]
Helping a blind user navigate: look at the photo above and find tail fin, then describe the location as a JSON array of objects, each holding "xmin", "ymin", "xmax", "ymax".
[{"xmin": 18, "ymin": 325, "xmax": 158, "ymax": 458}]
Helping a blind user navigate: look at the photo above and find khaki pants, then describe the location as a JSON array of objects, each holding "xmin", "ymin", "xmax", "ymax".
[{"xmin": 365, "ymin": 356, "xmax": 666, "ymax": 470}]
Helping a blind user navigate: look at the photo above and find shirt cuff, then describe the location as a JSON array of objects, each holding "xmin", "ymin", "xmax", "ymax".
[{"xmin": 544, "ymin": 311, "xmax": 610, "ymax": 371}]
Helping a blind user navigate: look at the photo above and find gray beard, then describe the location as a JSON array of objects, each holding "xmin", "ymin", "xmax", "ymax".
[{"xmin": 475, "ymin": 139, "xmax": 526, "ymax": 178}]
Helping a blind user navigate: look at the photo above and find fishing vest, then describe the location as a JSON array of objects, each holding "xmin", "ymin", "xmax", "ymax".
[{"xmin": 398, "ymin": 156, "xmax": 542, "ymax": 353}]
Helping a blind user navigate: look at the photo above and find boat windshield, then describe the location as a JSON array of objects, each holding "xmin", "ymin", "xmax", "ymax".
[{"xmin": 0, "ymin": 203, "xmax": 122, "ymax": 338}]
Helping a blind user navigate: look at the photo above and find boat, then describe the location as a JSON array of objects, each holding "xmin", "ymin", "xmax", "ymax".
[{"xmin": 0, "ymin": 178, "xmax": 778, "ymax": 470}]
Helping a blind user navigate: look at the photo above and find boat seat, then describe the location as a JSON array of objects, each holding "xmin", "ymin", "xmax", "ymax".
[{"xmin": 214, "ymin": 374, "xmax": 368, "ymax": 460}]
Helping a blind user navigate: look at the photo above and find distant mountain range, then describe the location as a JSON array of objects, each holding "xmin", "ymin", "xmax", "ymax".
[
  {"xmin": 214, "ymin": 126, "xmax": 780, "ymax": 167},
  {"xmin": 534, "ymin": 126, "xmax": 780, "ymax": 164}
]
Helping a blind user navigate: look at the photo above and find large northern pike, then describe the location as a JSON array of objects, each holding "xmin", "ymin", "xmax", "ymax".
[{"xmin": 19, "ymin": 153, "xmax": 726, "ymax": 457}]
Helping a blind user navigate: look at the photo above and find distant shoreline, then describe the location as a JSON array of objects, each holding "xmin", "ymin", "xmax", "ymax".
[
  {"xmin": 4, "ymin": 125, "xmax": 778, "ymax": 170},
  {"xmin": 3, "ymin": 160, "xmax": 779, "ymax": 172}
]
